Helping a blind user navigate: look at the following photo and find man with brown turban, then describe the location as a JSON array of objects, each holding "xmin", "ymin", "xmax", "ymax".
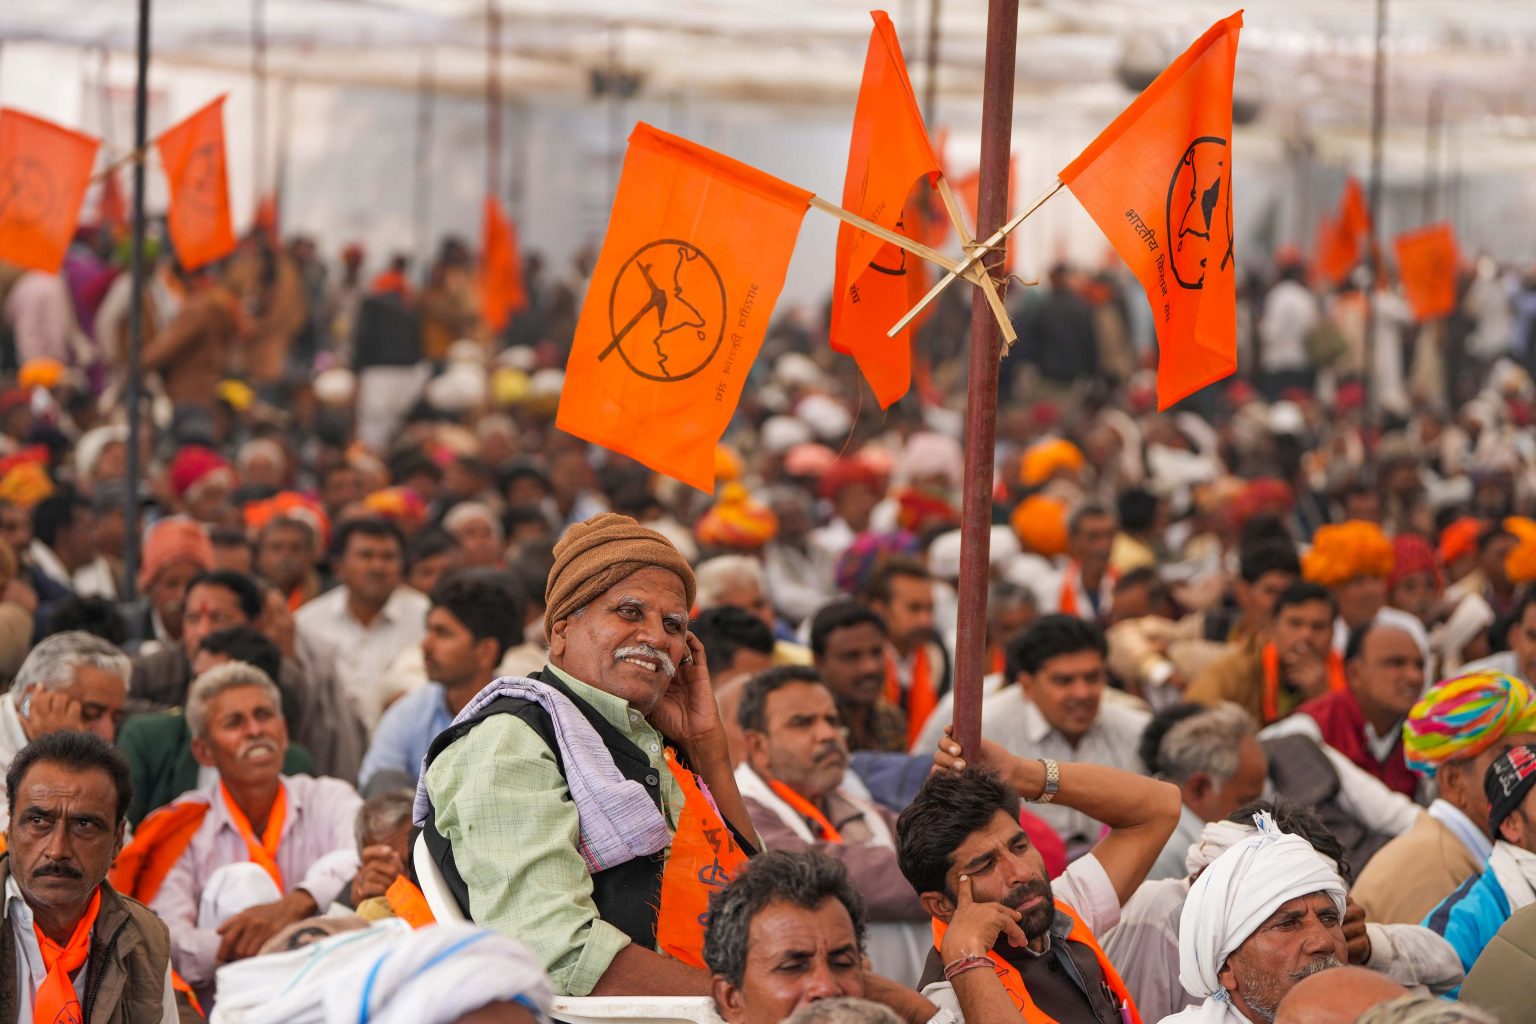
[{"xmin": 416, "ymin": 514, "xmax": 762, "ymax": 998}]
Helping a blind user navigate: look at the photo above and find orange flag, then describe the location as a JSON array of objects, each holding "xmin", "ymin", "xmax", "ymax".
[
  {"xmin": 1394, "ymin": 222, "xmax": 1459, "ymax": 321},
  {"xmin": 556, "ymin": 123, "xmax": 811, "ymax": 492},
  {"xmin": 156, "ymin": 96, "xmax": 236, "ymax": 270},
  {"xmin": 830, "ymin": 10, "xmax": 942, "ymax": 409},
  {"xmin": 0, "ymin": 109, "xmax": 100, "ymax": 273},
  {"xmin": 1338, "ymin": 177, "xmax": 1371, "ymax": 238},
  {"xmin": 480, "ymin": 195, "xmax": 527, "ymax": 332},
  {"xmin": 1060, "ymin": 11, "xmax": 1243, "ymax": 410}
]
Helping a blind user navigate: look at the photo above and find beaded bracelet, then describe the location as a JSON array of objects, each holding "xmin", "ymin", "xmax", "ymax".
[{"xmin": 942, "ymin": 954, "xmax": 993, "ymax": 981}]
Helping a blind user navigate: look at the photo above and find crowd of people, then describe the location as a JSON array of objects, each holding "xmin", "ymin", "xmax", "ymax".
[{"xmin": 0, "ymin": 214, "xmax": 1533, "ymax": 1024}]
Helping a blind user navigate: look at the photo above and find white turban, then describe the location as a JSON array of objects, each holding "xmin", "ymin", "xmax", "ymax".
[
  {"xmin": 1178, "ymin": 813, "xmax": 1346, "ymax": 1017},
  {"xmin": 211, "ymin": 920, "xmax": 553, "ymax": 1024},
  {"xmin": 1184, "ymin": 819, "xmax": 1260, "ymax": 877}
]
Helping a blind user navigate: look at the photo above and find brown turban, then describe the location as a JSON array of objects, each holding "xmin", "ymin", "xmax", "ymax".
[{"xmin": 545, "ymin": 513, "xmax": 697, "ymax": 641}]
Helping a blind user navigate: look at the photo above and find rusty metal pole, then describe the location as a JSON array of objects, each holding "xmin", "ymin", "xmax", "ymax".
[{"xmin": 951, "ymin": 0, "xmax": 1019, "ymax": 759}]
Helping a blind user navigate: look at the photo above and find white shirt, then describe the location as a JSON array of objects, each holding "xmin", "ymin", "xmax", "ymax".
[
  {"xmin": 979, "ymin": 686, "xmax": 1151, "ymax": 845},
  {"xmin": 1258, "ymin": 278, "xmax": 1319, "ymax": 373},
  {"xmin": 7, "ymin": 877, "xmax": 178, "ymax": 1024},
  {"xmin": 294, "ymin": 585, "xmax": 430, "ymax": 728},
  {"xmin": 922, "ymin": 852, "xmax": 1123, "ymax": 1022},
  {"xmin": 0, "ymin": 697, "xmax": 31, "ymax": 828},
  {"xmin": 149, "ymin": 775, "xmax": 363, "ymax": 986}
]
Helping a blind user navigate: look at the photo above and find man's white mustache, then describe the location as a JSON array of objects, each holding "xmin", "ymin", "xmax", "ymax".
[
  {"xmin": 241, "ymin": 739, "xmax": 278, "ymax": 760},
  {"xmin": 613, "ymin": 645, "xmax": 677, "ymax": 676}
]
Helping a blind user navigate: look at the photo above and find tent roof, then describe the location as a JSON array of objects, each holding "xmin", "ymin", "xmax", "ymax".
[{"xmin": 6, "ymin": 1, "xmax": 1536, "ymax": 148}]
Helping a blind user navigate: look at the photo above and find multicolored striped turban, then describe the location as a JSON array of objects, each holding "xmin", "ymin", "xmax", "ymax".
[{"xmin": 1403, "ymin": 670, "xmax": 1536, "ymax": 777}]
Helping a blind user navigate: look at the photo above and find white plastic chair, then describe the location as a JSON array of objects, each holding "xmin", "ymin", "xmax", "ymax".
[{"xmin": 411, "ymin": 831, "xmax": 469, "ymax": 923}]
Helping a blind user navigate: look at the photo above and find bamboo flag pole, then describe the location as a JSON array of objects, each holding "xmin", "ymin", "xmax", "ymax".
[
  {"xmin": 950, "ymin": 0, "xmax": 1021, "ymax": 760},
  {"xmin": 888, "ymin": 176, "xmax": 1065, "ymax": 338},
  {"xmin": 808, "ymin": 194, "xmax": 1016, "ymax": 344}
]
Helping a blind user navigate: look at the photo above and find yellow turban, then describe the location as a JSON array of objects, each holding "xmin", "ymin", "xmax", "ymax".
[
  {"xmin": 695, "ymin": 483, "xmax": 778, "ymax": 551},
  {"xmin": 1020, "ymin": 439, "xmax": 1085, "ymax": 488},
  {"xmin": 1302, "ymin": 520, "xmax": 1395, "ymax": 587}
]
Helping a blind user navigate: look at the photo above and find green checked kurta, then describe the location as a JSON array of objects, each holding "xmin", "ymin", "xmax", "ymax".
[{"xmin": 424, "ymin": 665, "xmax": 685, "ymax": 995}]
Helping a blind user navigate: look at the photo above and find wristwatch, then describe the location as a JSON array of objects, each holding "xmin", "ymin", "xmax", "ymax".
[{"xmin": 1034, "ymin": 758, "xmax": 1060, "ymax": 803}]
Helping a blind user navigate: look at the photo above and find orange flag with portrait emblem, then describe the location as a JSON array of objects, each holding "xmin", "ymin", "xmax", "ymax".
[
  {"xmin": 830, "ymin": 10, "xmax": 943, "ymax": 409},
  {"xmin": 156, "ymin": 96, "xmax": 237, "ymax": 270},
  {"xmin": 480, "ymin": 194, "xmax": 527, "ymax": 332},
  {"xmin": 556, "ymin": 122, "xmax": 811, "ymax": 493},
  {"xmin": 0, "ymin": 109, "xmax": 100, "ymax": 273},
  {"xmin": 1060, "ymin": 11, "xmax": 1243, "ymax": 410},
  {"xmin": 1394, "ymin": 222, "xmax": 1459, "ymax": 322}
]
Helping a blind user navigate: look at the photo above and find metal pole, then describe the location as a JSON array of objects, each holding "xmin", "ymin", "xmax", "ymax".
[
  {"xmin": 124, "ymin": 0, "xmax": 151, "ymax": 604},
  {"xmin": 412, "ymin": 48, "xmax": 436, "ymax": 258},
  {"xmin": 252, "ymin": 0, "xmax": 267, "ymax": 202},
  {"xmin": 951, "ymin": 0, "xmax": 1019, "ymax": 759},
  {"xmin": 486, "ymin": 0, "xmax": 502, "ymax": 200},
  {"xmin": 1422, "ymin": 87, "xmax": 1441, "ymax": 223},
  {"xmin": 1364, "ymin": 0, "xmax": 1387, "ymax": 420}
]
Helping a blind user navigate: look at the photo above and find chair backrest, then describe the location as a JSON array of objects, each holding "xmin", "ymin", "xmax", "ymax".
[{"xmin": 412, "ymin": 831, "xmax": 468, "ymax": 923}]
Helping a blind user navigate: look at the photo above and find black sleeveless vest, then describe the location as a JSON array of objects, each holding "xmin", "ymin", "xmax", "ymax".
[{"xmin": 418, "ymin": 669, "xmax": 669, "ymax": 948}]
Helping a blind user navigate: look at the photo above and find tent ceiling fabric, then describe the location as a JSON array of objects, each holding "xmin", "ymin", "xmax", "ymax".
[{"xmin": 5, "ymin": 1, "xmax": 1536, "ymax": 135}]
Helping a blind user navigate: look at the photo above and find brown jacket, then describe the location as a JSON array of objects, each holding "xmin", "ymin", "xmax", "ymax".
[
  {"xmin": 0, "ymin": 855, "xmax": 193, "ymax": 1023},
  {"xmin": 1186, "ymin": 642, "xmax": 1267, "ymax": 723},
  {"xmin": 1353, "ymin": 811, "xmax": 1483, "ymax": 926},
  {"xmin": 141, "ymin": 286, "xmax": 241, "ymax": 408}
]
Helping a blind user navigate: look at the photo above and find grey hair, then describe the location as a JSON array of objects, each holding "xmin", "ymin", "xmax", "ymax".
[
  {"xmin": 1158, "ymin": 702, "xmax": 1257, "ymax": 786},
  {"xmin": 185, "ymin": 661, "xmax": 283, "ymax": 741},
  {"xmin": 695, "ymin": 555, "xmax": 765, "ymax": 609},
  {"xmin": 12, "ymin": 631, "xmax": 130, "ymax": 705},
  {"xmin": 784, "ymin": 1000, "xmax": 902, "ymax": 1024},
  {"xmin": 355, "ymin": 788, "xmax": 414, "ymax": 849},
  {"xmin": 1355, "ymin": 995, "xmax": 1496, "ymax": 1024},
  {"xmin": 703, "ymin": 851, "xmax": 867, "ymax": 988},
  {"xmin": 443, "ymin": 501, "xmax": 504, "ymax": 541}
]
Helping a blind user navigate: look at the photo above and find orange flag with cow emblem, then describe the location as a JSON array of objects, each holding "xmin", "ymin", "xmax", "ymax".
[
  {"xmin": 156, "ymin": 96, "xmax": 236, "ymax": 270},
  {"xmin": 0, "ymin": 109, "xmax": 100, "ymax": 273},
  {"xmin": 1060, "ymin": 11, "xmax": 1243, "ymax": 410},
  {"xmin": 830, "ymin": 10, "xmax": 943, "ymax": 409},
  {"xmin": 1394, "ymin": 222, "xmax": 1459, "ymax": 321},
  {"xmin": 556, "ymin": 122, "xmax": 811, "ymax": 492},
  {"xmin": 480, "ymin": 195, "xmax": 527, "ymax": 332}
]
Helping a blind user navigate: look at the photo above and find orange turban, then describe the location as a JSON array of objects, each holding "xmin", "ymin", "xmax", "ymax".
[
  {"xmin": 1438, "ymin": 517, "xmax": 1483, "ymax": 568},
  {"xmin": 1302, "ymin": 520, "xmax": 1395, "ymax": 587},
  {"xmin": 1012, "ymin": 495, "xmax": 1069, "ymax": 558},
  {"xmin": 0, "ymin": 463, "xmax": 53, "ymax": 510},
  {"xmin": 695, "ymin": 484, "xmax": 778, "ymax": 551},
  {"xmin": 1019, "ymin": 439, "xmax": 1085, "ymax": 488}
]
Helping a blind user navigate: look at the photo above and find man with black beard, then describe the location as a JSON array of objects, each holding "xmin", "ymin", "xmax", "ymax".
[{"xmin": 896, "ymin": 733, "xmax": 1180, "ymax": 1021}]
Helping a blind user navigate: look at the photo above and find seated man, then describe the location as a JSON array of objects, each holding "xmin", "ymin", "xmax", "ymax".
[
  {"xmin": 118, "ymin": 627, "xmax": 313, "ymax": 826},
  {"xmin": 733, "ymin": 666, "xmax": 928, "ymax": 984},
  {"xmin": 1137, "ymin": 702, "xmax": 1269, "ymax": 881},
  {"xmin": 703, "ymin": 850, "xmax": 935, "ymax": 1024},
  {"xmin": 1272, "ymin": 964, "xmax": 1408, "ymax": 1023},
  {"xmin": 1106, "ymin": 799, "xmax": 1463, "ymax": 1023},
  {"xmin": 1164, "ymin": 811, "xmax": 1348, "ymax": 1023},
  {"xmin": 0, "ymin": 630, "xmax": 129, "ymax": 822},
  {"xmin": 863, "ymin": 558, "xmax": 948, "ymax": 748},
  {"xmin": 419, "ymin": 514, "xmax": 760, "ymax": 998},
  {"xmin": 146, "ymin": 662, "xmax": 362, "ymax": 994},
  {"xmin": 897, "ymin": 744, "xmax": 1181, "ymax": 1020},
  {"xmin": 359, "ymin": 571, "xmax": 525, "ymax": 791},
  {"xmin": 338, "ymin": 787, "xmax": 420, "ymax": 921},
  {"xmin": 3, "ymin": 731, "xmax": 186, "ymax": 1021},
  {"xmin": 1426, "ymin": 744, "xmax": 1536, "ymax": 982},
  {"xmin": 979, "ymin": 615, "xmax": 1150, "ymax": 854},
  {"xmin": 1355, "ymin": 671, "xmax": 1536, "ymax": 925},
  {"xmin": 1188, "ymin": 582, "xmax": 1343, "ymax": 726},
  {"xmin": 1296, "ymin": 619, "xmax": 1424, "ymax": 797},
  {"xmin": 811, "ymin": 601, "xmax": 908, "ymax": 754}
]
